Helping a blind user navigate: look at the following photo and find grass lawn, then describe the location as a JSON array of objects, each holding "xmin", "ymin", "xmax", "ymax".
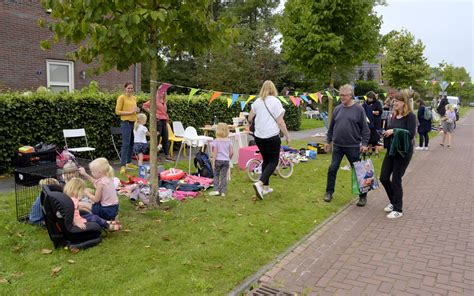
[
  {"xmin": 299, "ymin": 117, "xmax": 325, "ymax": 130},
  {"xmin": 0, "ymin": 138, "xmax": 385, "ymax": 295}
]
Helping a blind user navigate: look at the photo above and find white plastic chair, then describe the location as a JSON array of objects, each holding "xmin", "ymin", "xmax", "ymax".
[
  {"xmin": 63, "ymin": 128, "xmax": 95, "ymax": 159},
  {"xmin": 175, "ymin": 126, "xmax": 213, "ymax": 173},
  {"xmin": 172, "ymin": 121, "xmax": 186, "ymax": 138}
]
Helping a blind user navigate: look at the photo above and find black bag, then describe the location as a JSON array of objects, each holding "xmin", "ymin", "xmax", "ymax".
[
  {"xmin": 193, "ymin": 151, "xmax": 214, "ymax": 178},
  {"xmin": 249, "ymin": 116, "xmax": 255, "ymax": 133}
]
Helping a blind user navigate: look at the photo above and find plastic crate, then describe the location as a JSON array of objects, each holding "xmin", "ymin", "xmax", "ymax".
[{"xmin": 14, "ymin": 148, "xmax": 57, "ymax": 167}]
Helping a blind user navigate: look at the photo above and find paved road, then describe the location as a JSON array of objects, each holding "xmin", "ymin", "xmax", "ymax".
[{"xmin": 248, "ymin": 110, "xmax": 474, "ymax": 295}]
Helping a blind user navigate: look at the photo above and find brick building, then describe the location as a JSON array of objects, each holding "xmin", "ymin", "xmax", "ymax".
[
  {"xmin": 353, "ymin": 54, "xmax": 384, "ymax": 85},
  {"xmin": 0, "ymin": 1, "xmax": 140, "ymax": 92}
]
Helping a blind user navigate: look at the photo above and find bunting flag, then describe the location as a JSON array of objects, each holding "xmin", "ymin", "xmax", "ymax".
[
  {"xmin": 188, "ymin": 88, "xmax": 199, "ymax": 101},
  {"xmin": 245, "ymin": 95, "xmax": 256, "ymax": 105},
  {"xmin": 278, "ymin": 96, "xmax": 289, "ymax": 105},
  {"xmin": 289, "ymin": 96, "xmax": 297, "ymax": 107},
  {"xmin": 363, "ymin": 95, "xmax": 367, "ymax": 100},
  {"xmin": 383, "ymin": 92, "xmax": 387, "ymax": 97},
  {"xmin": 240, "ymin": 101, "xmax": 246, "ymax": 111},
  {"xmin": 336, "ymin": 96, "xmax": 340, "ymax": 101},
  {"xmin": 431, "ymin": 80, "xmax": 437, "ymax": 86},
  {"xmin": 158, "ymin": 83, "xmax": 172, "ymax": 97},
  {"xmin": 325, "ymin": 91, "xmax": 333, "ymax": 100},
  {"xmin": 295, "ymin": 97, "xmax": 302, "ymax": 107},
  {"xmin": 208, "ymin": 91, "xmax": 222, "ymax": 105},
  {"xmin": 317, "ymin": 92, "xmax": 323, "ymax": 103},
  {"xmin": 424, "ymin": 80, "xmax": 428, "ymax": 85},
  {"xmin": 460, "ymin": 81, "xmax": 465, "ymax": 87},
  {"xmin": 309, "ymin": 93, "xmax": 318, "ymax": 102},
  {"xmin": 295, "ymin": 91, "xmax": 299, "ymax": 97},
  {"xmin": 299, "ymin": 94, "xmax": 309, "ymax": 103},
  {"xmin": 450, "ymin": 81, "xmax": 455, "ymax": 85},
  {"xmin": 227, "ymin": 98, "xmax": 232, "ymax": 108},
  {"xmin": 231, "ymin": 93, "xmax": 239, "ymax": 107}
]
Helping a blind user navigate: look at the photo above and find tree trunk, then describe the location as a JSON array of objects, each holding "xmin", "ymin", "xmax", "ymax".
[{"xmin": 148, "ymin": 55, "xmax": 160, "ymax": 205}]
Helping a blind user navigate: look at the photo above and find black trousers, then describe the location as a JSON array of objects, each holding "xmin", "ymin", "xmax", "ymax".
[
  {"xmin": 254, "ymin": 135, "xmax": 281, "ymax": 186},
  {"xmin": 380, "ymin": 153, "xmax": 412, "ymax": 212},
  {"xmin": 419, "ymin": 132, "xmax": 429, "ymax": 147},
  {"xmin": 157, "ymin": 119, "xmax": 169, "ymax": 156}
]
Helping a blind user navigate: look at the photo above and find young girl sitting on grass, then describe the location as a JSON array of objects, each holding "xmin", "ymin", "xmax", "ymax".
[
  {"xmin": 63, "ymin": 178, "xmax": 120, "ymax": 231},
  {"xmin": 209, "ymin": 123, "xmax": 233, "ymax": 197},
  {"xmin": 133, "ymin": 113, "xmax": 150, "ymax": 167},
  {"xmin": 79, "ymin": 157, "xmax": 119, "ymax": 221}
]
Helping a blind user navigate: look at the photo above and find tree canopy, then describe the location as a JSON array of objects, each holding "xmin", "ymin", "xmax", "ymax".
[{"xmin": 382, "ymin": 29, "xmax": 430, "ymax": 88}]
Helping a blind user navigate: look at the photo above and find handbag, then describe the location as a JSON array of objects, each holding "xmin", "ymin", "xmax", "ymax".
[
  {"xmin": 352, "ymin": 156, "xmax": 379, "ymax": 194},
  {"xmin": 262, "ymin": 100, "xmax": 284, "ymax": 138}
]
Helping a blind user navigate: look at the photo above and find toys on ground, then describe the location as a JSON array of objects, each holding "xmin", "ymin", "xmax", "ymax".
[{"xmin": 307, "ymin": 142, "xmax": 326, "ymax": 154}]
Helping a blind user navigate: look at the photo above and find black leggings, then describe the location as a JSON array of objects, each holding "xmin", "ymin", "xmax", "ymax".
[
  {"xmin": 419, "ymin": 132, "xmax": 429, "ymax": 147},
  {"xmin": 254, "ymin": 135, "xmax": 281, "ymax": 186},
  {"xmin": 157, "ymin": 120, "xmax": 169, "ymax": 156},
  {"xmin": 380, "ymin": 153, "xmax": 412, "ymax": 212}
]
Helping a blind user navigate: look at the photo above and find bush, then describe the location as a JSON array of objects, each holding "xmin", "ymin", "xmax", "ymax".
[
  {"xmin": 354, "ymin": 80, "xmax": 384, "ymax": 97},
  {"xmin": 0, "ymin": 92, "xmax": 301, "ymax": 173}
]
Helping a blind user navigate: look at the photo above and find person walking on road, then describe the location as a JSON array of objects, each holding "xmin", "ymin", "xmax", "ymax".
[
  {"xmin": 324, "ymin": 84, "xmax": 370, "ymax": 206},
  {"xmin": 415, "ymin": 99, "xmax": 432, "ymax": 150},
  {"xmin": 248, "ymin": 80, "xmax": 291, "ymax": 200},
  {"xmin": 380, "ymin": 90, "xmax": 417, "ymax": 219}
]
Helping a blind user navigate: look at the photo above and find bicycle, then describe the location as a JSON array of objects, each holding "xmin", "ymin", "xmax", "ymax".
[{"xmin": 246, "ymin": 149, "xmax": 294, "ymax": 182}]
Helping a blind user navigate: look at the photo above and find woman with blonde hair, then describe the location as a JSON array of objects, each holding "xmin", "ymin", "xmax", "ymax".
[
  {"xmin": 380, "ymin": 90, "xmax": 417, "ymax": 219},
  {"xmin": 440, "ymin": 104, "xmax": 455, "ymax": 148},
  {"xmin": 248, "ymin": 80, "xmax": 290, "ymax": 199}
]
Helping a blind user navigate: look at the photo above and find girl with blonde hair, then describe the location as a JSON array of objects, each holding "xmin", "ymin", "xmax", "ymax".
[
  {"xmin": 133, "ymin": 113, "xmax": 150, "ymax": 166},
  {"xmin": 64, "ymin": 178, "xmax": 120, "ymax": 231},
  {"xmin": 440, "ymin": 104, "xmax": 455, "ymax": 147},
  {"xmin": 79, "ymin": 157, "xmax": 119, "ymax": 220},
  {"xmin": 248, "ymin": 80, "xmax": 290, "ymax": 199},
  {"xmin": 380, "ymin": 90, "xmax": 417, "ymax": 219},
  {"xmin": 209, "ymin": 123, "xmax": 233, "ymax": 197}
]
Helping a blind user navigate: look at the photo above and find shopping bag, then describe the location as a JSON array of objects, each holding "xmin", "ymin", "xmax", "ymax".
[
  {"xmin": 352, "ymin": 158, "xmax": 379, "ymax": 194},
  {"xmin": 351, "ymin": 168, "xmax": 360, "ymax": 195}
]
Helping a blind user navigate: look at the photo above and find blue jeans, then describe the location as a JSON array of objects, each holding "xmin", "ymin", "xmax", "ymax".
[
  {"xmin": 92, "ymin": 203, "xmax": 119, "ymax": 221},
  {"xmin": 82, "ymin": 213, "xmax": 108, "ymax": 229},
  {"xmin": 120, "ymin": 120, "xmax": 135, "ymax": 166},
  {"xmin": 326, "ymin": 145, "xmax": 367, "ymax": 198}
]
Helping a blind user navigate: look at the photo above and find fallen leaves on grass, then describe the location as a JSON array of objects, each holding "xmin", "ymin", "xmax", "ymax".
[
  {"xmin": 144, "ymin": 245, "xmax": 150, "ymax": 248},
  {"xmin": 51, "ymin": 267, "xmax": 62, "ymax": 277},
  {"xmin": 15, "ymin": 232, "xmax": 23, "ymax": 238},
  {"xmin": 161, "ymin": 236, "xmax": 172, "ymax": 241},
  {"xmin": 191, "ymin": 217, "xmax": 198, "ymax": 223},
  {"xmin": 67, "ymin": 260, "xmax": 76, "ymax": 264},
  {"xmin": 248, "ymin": 222, "xmax": 255, "ymax": 227},
  {"xmin": 237, "ymin": 213, "xmax": 243, "ymax": 217},
  {"xmin": 41, "ymin": 248, "xmax": 53, "ymax": 254},
  {"xmin": 0, "ymin": 278, "xmax": 8, "ymax": 284},
  {"xmin": 154, "ymin": 219, "xmax": 162, "ymax": 224}
]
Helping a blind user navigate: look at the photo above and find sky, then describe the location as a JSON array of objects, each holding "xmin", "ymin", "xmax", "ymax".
[
  {"xmin": 277, "ymin": 0, "xmax": 474, "ymax": 81},
  {"xmin": 374, "ymin": 0, "xmax": 473, "ymax": 81}
]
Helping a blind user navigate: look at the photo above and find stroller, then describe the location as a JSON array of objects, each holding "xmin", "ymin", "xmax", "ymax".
[{"xmin": 41, "ymin": 184, "xmax": 102, "ymax": 251}]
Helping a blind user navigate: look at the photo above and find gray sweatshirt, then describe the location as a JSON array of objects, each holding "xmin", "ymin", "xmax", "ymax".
[{"xmin": 327, "ymin": 103, "xmax": 370, "ymax": 147}]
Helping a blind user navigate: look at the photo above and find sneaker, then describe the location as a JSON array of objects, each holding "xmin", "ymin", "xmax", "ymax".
[
  {"xmin": 120, "ymin": 166, "xmax": 126, "ymax": 174},
  {"xmin": 220, "ymin": 193, "xmax": 226, "ymax": 197},
  {"xmin": 324, "ymin": 192, "xmax": 333, "ymax": 202},
  {"xmin": 165, "ymin": 156, "xmax": 175, "ymax": 162},
  {"xmin": 356, "ymin": 196, "xmax": 367, "ymax": 207},
  {"xmin": 387, "ymin": 211, "xmax": 403, "ymax": 219},
  {"xmin": 384, "ymin": 203, "xmax": 394, "ymax": 213},
  {"xmin": 253, "ymin": 182, "xmax": 264, "ymax": 200},
  {"xmin": 415, "ymin": 146, "xmax": 424, "ymax": 150},
  {"xmin": 423, "ymin": 147, "xmax": 429, "ymax": 150},
  {"xmin": 208, "ymin": 191, "xmax": 220, "ymax": 196},
  {"xmin": 126, "ymin": 163, "xmax": 138, "ymax": 170},
  {"xmin": 263, "ymin": 187, "xmax": 274, "ymax": 195}
]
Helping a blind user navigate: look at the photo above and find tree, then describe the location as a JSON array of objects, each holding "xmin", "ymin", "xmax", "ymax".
[
  {"xmin": 382, "ymin": 29, "xmax": 429, "ymax": 88},
  {"xmin": 40, "ymin": 0, "xmax": 232, "ymax": 204},
  {"xmin": 439, "ymin": 62, "xmax": 473, "ymax": 103},
  {"xmin": 279, "ymin": 0, "xmax": 381, "ymax": 120}
]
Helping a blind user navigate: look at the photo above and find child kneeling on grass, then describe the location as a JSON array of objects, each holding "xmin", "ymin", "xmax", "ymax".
[
  {"xmin": 64, "ymin": 178, "xmax": 121, "ymax": 231},
  {"xmin": 79, "ymin": 157, "xmax": 119, "ymax": 221},
  {"xmin": 209, "ymin": 123, "xmax": 233, "ymax": 197}
]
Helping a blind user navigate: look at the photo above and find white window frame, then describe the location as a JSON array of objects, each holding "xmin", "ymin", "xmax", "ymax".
[{"xmin": 46, "ymin": 59, "xmax": 74, "ymax": 92}]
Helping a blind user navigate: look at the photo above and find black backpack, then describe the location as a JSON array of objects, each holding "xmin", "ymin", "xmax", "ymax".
[{"xmin": 193, "ymin": 151, "xmax": 214, "ymax": 178}]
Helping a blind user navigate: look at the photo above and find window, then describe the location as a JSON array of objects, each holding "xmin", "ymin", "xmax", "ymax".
[{"xmin": 46, "ymin": 60, "xmax": 74, "ymax": 92}]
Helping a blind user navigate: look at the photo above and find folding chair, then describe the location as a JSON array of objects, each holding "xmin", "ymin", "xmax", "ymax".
[
  {"xmin": 172, "ymin": 121, "xmax": 186, "ymax": 138},
  {"xmin": 63, "ymin": 128, "xmax": 95, "ymax": 159},
  {"xmin": 110, "ymin": 127, "xmax": 122, "ymax": 161}
]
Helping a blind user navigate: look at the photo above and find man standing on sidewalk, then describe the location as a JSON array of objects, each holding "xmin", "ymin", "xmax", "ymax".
[{"xmin": 324, "ymin": 84, "xmax": 370, "ymax": 206}]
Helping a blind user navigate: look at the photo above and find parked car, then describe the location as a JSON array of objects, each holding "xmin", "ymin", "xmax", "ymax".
[{"xmin": 469, "ymin": 102, "xmax": 474, "ymax": 107}]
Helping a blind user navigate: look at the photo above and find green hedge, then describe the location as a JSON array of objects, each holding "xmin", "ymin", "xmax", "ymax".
[{"xmin": 0, "ymin": 92, "xmax": 301, "ymax": 173}]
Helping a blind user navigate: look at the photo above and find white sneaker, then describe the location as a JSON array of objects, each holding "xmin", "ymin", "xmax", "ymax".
[
  {"xmin": 387, "ymin": 211, "xmax": 403, "ymax": 219},
  {"xmin": 263, "ymin": 187, "xmax": 274, "ymax": 195},
  {"xmin": 253, "ymin": 182, "xmax": 264, "ymax": 200},
  {"xmin": 220, "ymin": 193, "xmax": 226, "ymax": 197},
  {"xmin": 415, "ymin": 147, "xmax": 424, "ymax": 150},
  {"xmin": 384, "ymin": 203, "xmax": 394, "ymax": 213},
  {"xmin": 423, "ymin": 147, "xmax": 429, "ymax": 150},
  {"xmin": 208, "ymin": 191, "xmax": 220, "ymax": 196}
]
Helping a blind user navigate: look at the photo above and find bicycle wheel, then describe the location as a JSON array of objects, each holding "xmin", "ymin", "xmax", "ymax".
[
  {"xmin": 277, "ymin": 157, "xmax": 293, "ymax": 179},
  {"xmin": 246, "ymin": 158, "xmax": 262, "ymax": 182}
]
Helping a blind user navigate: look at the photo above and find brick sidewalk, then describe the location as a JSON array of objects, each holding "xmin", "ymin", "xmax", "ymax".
[{"xmin": 253, "ymin": 110, "xmax": 474, "ymax": 295}]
